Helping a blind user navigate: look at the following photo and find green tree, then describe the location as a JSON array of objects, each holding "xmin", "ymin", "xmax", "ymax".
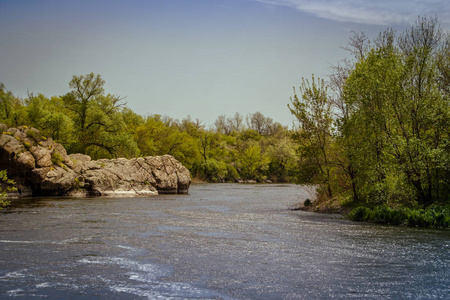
[
  {"xmin": 0, "ymin": 83, "xmax": 26, "ymax": 127},
  {"xmin": 288, "ymin": 75, "xmax": 334, "ymax": 197},
  {"xmin": 237, "ymin": 144, "xmax": 269, "ymax": 180},
  {"xmin": 62, "ymin": 73, "xmax": 138, "ymax": 158},
  {"xmin": 63, "ymin": 73, "xmax": 105, "ymax": 132},
  {"xmin": 437, "ymin": 33, "xmax": 450, "ymax": 93},
  {"xmin": 341, "ymin": 17, "xmax": 450, "ymax": 206},
  {"xmin": 25, "ymin": 94, "xmax": 73, "ymax": 142},
  {"xmin": 266, "ymin": 135, "xmax": 297, "ymax": 182},
  {"xmin": 134, "ymin": 115, "xmax": 200, "ymax": 170}
]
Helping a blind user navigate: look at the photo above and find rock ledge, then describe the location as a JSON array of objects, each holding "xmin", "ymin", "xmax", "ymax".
[{"xmin": 0, "ymin": 124, "xmax": 191, "ymax": 197}]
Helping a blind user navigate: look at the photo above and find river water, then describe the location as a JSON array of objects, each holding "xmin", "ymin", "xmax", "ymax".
[{"xmin": 0, "ymin": 183, "xmax": 449, "ymax": 299}]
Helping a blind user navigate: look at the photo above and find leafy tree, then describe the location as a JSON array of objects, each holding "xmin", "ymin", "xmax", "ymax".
[
  {"xmin": 437, "ymin": 33, "xmax": 450, "ymax": 93},
  {"xmin": 237, "ymin": 144, "xmax": 269, "ymax": 180},
  {"xmin": 122, "ymin": 107, "xmax": 145, "ymax": 130},
  {"xmin": 266, "ymin": 135, "xmax": 297, "ymax": 182},
  {"xmin": 179, "ymin": 116, "xmax": 204, "ymax": 138},
  {"xmin": 0, "ymin": 83, "xmax": 16, "ymax": 124},
  {"xmin": 288, "ymin": 76, "xmax": 334, "ymax": 197},
  {"xmin": 0, "ymin": 83, "xmax": 26, "ymax": 127},
  {"xmin": 133, "ymin": 115, "xmax": 200, "ymax": 170},
  {"xmin": 63, "ymin": 73, "xmax": 105, "ymax": 131},
  {"xmin": 25, "ymin": 94, "xmax": 73, "ymax": 142},
  {"xmin": 339, "ymin": 17, "xmax": 450, "ymax": 206},
  {"xmin": 61, "ymin": 73, "xmax": 138, "ymax": 158}
]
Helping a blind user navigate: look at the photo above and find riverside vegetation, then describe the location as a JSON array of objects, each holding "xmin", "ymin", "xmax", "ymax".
[{"xmin": 1, "ymin": 17, "xmax": 449, "ymax": 228}]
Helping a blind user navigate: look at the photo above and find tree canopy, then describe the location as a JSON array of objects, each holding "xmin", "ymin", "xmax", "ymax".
[{"xmin": 290, "ymin": 17, "xmax": 449, "ymax": 211}]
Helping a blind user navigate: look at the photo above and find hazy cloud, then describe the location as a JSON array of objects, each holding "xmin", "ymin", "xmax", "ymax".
[{"xmin": 255, "ymin": 0, "xmax": 450, "ymax": 26}]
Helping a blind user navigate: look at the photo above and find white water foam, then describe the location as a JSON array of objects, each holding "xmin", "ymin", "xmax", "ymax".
[
  {"xmin": 78, "ymin": 255, "xmax": 235, "ymax": 299},
  {"xmin": 0, "ymin": 239, "xmax": 37, "ymax": 244},
  {"xmin": 1, "ymin": 270, "xmax": 27, "ymax": 279},
  {"xmin": 6, "ymin": 288, "xmax": 24, "ymax": 296}
]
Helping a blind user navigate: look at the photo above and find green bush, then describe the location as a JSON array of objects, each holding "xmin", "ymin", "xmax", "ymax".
[
  {"xmin": 348, "ymin": 206, "xmax": 372, "ymax": 222},
  {"xmin": 26, "ymin": 128, "xmax": 40, "ymax": 142},
  {"xmin": 0, "ymin": 170, "xmax": 16, "ymax": 210},
  {"xmin": 348, "ymin": 205, "xmax": 450, "ymax": 228},
  {"xmin": 197, "ymin": 159, "xmax": 228, "ymax": 182},
  {"xmin": 225, "ymin": 164, "xmax": 239, "ymax": 182},
  {"xmin": 51, "ymin": 151, "xmax": 64, "ymax": 166}
]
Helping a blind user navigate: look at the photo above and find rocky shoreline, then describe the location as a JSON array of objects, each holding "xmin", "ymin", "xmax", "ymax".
[{"xmin": 0, "ymin": 124, "xmax": 191, "ymax": 197}]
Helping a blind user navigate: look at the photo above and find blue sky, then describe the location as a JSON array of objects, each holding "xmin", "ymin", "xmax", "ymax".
[{"xmin": 1, "ymin": 0, "xmax": 449, "ymax": 126}]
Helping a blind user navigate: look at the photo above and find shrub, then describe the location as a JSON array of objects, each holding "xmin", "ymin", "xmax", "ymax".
[
  {"xmin": 26, "ymin": 128, "xmax": 40, "ymax": 142},
  {"xmin": 348, "ymin": 206, "xmax": 372, "ymax": 222},
  {"xmin": 348, "ymin": 205, "xmax": 450, "ymax": 228},
  {"xmin": 198, "ymin": 159, "xmax": 228, "ymax": 182},
  {"xmin": 0, "ymin": 170, "xmax": 16, "ymax": 210},
  {"xmin": 51, "ymin": 151, "xmax": 64, "ymax": 166},
  {"xmin": 225, "ymin": 164, "xmax": 239, "ymax": 182},
  {"xmin": 74, "ymin": 178, "xmax": 83, "ymax": 191}
]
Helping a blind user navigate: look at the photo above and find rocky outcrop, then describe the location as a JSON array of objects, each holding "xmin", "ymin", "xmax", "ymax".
[{"xmin": 0, "ymin": 124, "xmax": 191, "ymax": 197}]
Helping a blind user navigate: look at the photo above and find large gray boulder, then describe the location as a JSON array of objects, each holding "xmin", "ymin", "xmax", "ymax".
[{"xmin": 0, "ymin": 124, "xmax": 191, "ymax": 197}]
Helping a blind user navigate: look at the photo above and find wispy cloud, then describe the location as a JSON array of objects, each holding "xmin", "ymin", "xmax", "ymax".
[{"xmin": 254, "ymin": 0, "xmax": 450, "ymax": 26}]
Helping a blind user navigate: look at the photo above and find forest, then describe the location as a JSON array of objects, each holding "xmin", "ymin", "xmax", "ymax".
[{"xmin": 1, "ymin": 17, "xmax": 449, "ymax": 227}]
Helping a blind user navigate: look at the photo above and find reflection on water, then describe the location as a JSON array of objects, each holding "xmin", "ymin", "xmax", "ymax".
[{"xmin": 0, "ymin": 183, "xmax": 449, "ymax": 299}]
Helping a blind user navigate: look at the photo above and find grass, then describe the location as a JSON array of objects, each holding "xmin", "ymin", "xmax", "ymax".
[{"xmin": 348, "ymin": 205, "xmax": 450, "ymax": 229}]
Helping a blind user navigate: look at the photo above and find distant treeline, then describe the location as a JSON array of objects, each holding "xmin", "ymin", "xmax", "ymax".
[
  {"xmin": 1, "ymin": 17, "xmax": 449, "ymax": 220},
  {"xmin": 0, "ymin": 73, "xmax": 298, "ymax": 183}
]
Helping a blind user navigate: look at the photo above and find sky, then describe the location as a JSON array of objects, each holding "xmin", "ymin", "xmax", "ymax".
[{"xmin": 1, "ymin": 0, "xmax": 449, "ymax": 127}]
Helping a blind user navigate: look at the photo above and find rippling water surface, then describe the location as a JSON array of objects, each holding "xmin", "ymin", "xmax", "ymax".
[{"xmin": 0, "ymin": 183, "xmax": 449, "ymax": 299}]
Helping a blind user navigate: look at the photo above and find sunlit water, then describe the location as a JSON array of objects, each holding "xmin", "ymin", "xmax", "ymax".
[{"xmin": 0, "ymin": 183, "xmax": 449, "ymax": 299}]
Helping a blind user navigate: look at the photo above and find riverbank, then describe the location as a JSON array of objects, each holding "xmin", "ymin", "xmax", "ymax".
[
  {"xmin": 294, "ymin": 192, "xmax": 450, "ymax": 229},
  {"xmin": 290, "ymin": 196, "xmax": 352, "ymax": 214},
  {"xmin": 348, "ymin": 205, "xmax": 450, "ymax": 229}
]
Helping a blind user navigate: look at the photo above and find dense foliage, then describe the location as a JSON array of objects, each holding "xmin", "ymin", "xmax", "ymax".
[
  {"xmin": 348, "ymin": 206, "xmax": 450, "ymax": 228},
  {"xmin": 289, "ymin": 17, "xmax": 450, "ymax": 224},
  {"xmin": 0, "ymin": 74, "xmax": 299, "ymax": 183}
]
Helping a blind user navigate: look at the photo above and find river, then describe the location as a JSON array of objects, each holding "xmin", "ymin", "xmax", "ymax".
[{"xmin": 0, "ymin": 183, "xmax": 449, "ymax": 299}]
